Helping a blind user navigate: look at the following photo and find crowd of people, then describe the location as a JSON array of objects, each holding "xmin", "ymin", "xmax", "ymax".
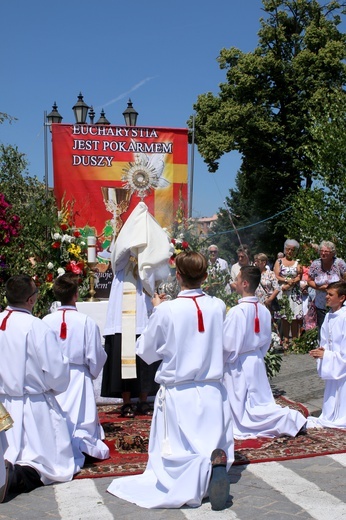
[{"xmin": 0, "ymin": 218, "xmax": 345, "ymax": 510}]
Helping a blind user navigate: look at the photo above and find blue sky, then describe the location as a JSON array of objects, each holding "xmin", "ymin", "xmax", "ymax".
[{"xmin": 0, "ymin": 0, "xmax": 264, "ymax": 218}]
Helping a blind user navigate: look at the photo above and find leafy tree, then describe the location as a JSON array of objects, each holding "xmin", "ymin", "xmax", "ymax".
[
  {"xmin": 286, "ymin": 185, "xmax": 346, "ymax": 259},
  {"xmin": 190, "ymin": 0, "xmax": 346, "ymax": 255}
]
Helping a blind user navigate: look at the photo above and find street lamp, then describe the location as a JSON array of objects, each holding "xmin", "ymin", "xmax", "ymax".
[
  {"xmin": 44, "ymin": 102, "xmax": 63, "ymax": 196},
  {"xmin": 88, "ymin": 106, "xmax": 95, "ymax": 124},
  {"xmin": 96, "ymin": 109, "xmax": 110, "ymax": 125},
  {"xmin": 122, "ymin": 99, "xmax": 138, "ymax": 126},
  {"xmin": 72, "ymin": 92, "xmax": 89, "ymax": 124},
  {"xmin": 47, "ymin": 102, "xmax": 63, "ymax": 128}
]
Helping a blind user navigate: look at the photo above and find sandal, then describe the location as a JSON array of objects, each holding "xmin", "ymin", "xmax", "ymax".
[
  {"xmin": 136, "ymin": 402, "xmax": 153, "ymax": 416},
  {"xmin": 120, "ymin": 404, "xmax": 135, "ymax": 418}
]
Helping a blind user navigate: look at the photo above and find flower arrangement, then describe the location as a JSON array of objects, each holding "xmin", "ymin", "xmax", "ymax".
[
  {"xmin": 32, "ymin": 199, "xmax": 92, "ymax": 315},
  {"xmin": 169, "ymin": 237, "xmax": 190, "ymax": 267}
]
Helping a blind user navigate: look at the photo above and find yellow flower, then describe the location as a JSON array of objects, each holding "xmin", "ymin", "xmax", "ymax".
[{"xmin": 68, "ymin": 244, "xmax": 81, "ymax": 257}]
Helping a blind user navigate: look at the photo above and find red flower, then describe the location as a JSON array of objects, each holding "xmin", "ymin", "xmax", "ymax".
[
  {"xmin": 60, "ymin": 223, "xmax": 68, "ymax": 231},
  {"xmin": 52, "ymin": 241, "xmax": 60, "ymax": 249},
  {"xmin": 66, "ymin": 261, "xmax": 84, "ymax": 274},
  {"xmin": 182, "ymin": 241, "xmax": 189, "ymax": 249},
  {"xmin": 73, "ymin": 230, "xmax": 81, "ymax": 237},
  {"xmin": 171, "ymin": 238, "xmax": 176, "ymax": 245},
  {"xmin": 46, "ymin": 273, "xmax": 53, "ymax": 282}
]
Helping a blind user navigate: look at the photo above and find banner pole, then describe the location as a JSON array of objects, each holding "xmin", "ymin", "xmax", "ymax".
[{"xmin": 188, "ymin": 114, "xmax": 195, "ymax": 218}]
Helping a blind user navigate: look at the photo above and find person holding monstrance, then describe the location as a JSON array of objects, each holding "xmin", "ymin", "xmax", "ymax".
[{"xmin": 101, "ymin": 202, "xmax": 172, "ymax": 417}]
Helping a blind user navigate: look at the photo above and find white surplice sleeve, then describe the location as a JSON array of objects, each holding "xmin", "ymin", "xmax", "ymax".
[
  {"xmin": 136, "ymin": 306, "xmax": 167, "ymax": 365},
  {"xmin": 84, "ymin": 317, "xmax": 107, "ymax": 379},
  {"xmin": 223, "ymin": 307, "xmax": 247, "ymax": 364},
  {"xmin": 319, "ymin": 348, "xmax": 346, "ymax": 380},
  {"xmin": 31, "ymin": 321, "xmax": 70, "ymax": 395}
]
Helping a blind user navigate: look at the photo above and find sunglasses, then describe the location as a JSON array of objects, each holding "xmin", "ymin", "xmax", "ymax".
[{"xmin": 26, "ymin": 286, "xmax": 39, "ymax": 301}]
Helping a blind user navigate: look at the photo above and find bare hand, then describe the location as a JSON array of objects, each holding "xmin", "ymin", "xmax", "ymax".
[
  {"xmin": 317, "ymin": 284, "xmax": 328, "ymax": 291},
  {"xmin": 152, "ymin": 292, "xmax": 165, "ymax": 307},
  {"xmin": 309, "ymin": 347, "xmax": 325, "ymax": 359}
]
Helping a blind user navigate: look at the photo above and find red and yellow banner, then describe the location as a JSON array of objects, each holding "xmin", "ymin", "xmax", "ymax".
[{"xmin": 52, "ymin": 124, "xmax": 188, "ymax": 242}]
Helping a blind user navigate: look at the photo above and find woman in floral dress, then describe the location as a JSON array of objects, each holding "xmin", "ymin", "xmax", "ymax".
[
  {"xmin": 254, "ymin": 253, "xmax": 280, "ymax": 316},
  {"xmin": 274, "ymin": 239, "xmax": 303, "ymax": 349}
]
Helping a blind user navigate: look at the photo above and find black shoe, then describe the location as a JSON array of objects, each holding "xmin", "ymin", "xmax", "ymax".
[
  {"xmin": 297, "ymin": 423, "xmax": 308, "ymax": 436},
  {"xmin": 0, "ymin": 460, "xmax": 13, "ymax": 503},
  {"xmin": 208, "ymin": 449, "xmax": 229, "ymax": 511}
]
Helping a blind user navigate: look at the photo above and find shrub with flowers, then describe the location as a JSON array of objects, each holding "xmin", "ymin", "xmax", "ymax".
[{"xmin": 0, "ymin": 193, "xmax": 20, "ymax": 246}]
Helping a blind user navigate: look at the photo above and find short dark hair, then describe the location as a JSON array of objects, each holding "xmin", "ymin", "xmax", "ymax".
[
  {"xmin": 240, "ymin": 265, "xmax": 261, "ymax": 292},
  {"xmin": 237, "ymin": 244, "xmax": 251, "ymax": 256},
  {"xmin": 327, "ymin": 281, "xmax": 346, "ymax": 297},
  {"xmin": 176, "ymin": 251, "xmax": 207, "ymax": 287},
  {"xmin": 53, "ymin": 273, "xmax": 79, "ymax": 305},
  {"xmin": 5, "ymin": 275, "xmax": 35, "ymax": 305}
]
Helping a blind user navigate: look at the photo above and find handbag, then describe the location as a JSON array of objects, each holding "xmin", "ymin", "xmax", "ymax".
[
  {"xmin": 259, "ymin": 281, "xmax": 280, "ymax": 312},
  {"xmin": 304, "ymin": 300, "xmax": 317, "ymax": 330},
  {"xmin": 270, "ymin": 297, "xmax": 281, "ymax": 312}
]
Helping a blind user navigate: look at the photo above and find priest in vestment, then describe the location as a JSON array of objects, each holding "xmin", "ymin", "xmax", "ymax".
[
  {"xmin": 223, "ymin": 266, "xmax": 307, "ymax": 439},
  {"xmin": 101, "ymin": 202, "xmax": 172, "ymax": 417}
]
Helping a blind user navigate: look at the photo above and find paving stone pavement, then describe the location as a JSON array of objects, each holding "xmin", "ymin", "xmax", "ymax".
[{"xmin": 270, "ymin": 352, "xmax": 324, "ymax": 416}]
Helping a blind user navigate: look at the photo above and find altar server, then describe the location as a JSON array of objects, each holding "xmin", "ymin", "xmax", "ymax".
[
  {"xmin": 43, "ymin": 273, "xmax": 109, "ymax": 467},
  {"xmin": 308, "ymin": 281, "xmax": 346, "ymax": 429},
  {"xmin": 223, "ymin": 266, "xmax": 307, "ymax": 438},
  {"xmin": 101, "ymin": 201, "xmax": 172, "ymax": 417},
  {"xmin": 0, "ymin": 275, "xmax": 76, "ymax": 503},
  {"xmin": 107, "ymin": 251, "xmax": 233, "ymax": 510}
]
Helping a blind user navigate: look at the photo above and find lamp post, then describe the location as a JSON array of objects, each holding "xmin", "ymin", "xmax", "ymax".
[
  {"xmin": 96, "ymin": 109, "xmax": 110, "ymax": 125},
  {"xmin": 72, "ymin": 92, "xmax": 89, "ymax": 124},
  {"xmin": 88, "ymin": 106, "xmax": 95, "ymax": 124},
  {"xmin": 44, "ymin": 102, "xmax": 63, "ymax": 195},
  {"xmin": 122, "ymin": 99, "xmax": 138, "ymax": 126}
]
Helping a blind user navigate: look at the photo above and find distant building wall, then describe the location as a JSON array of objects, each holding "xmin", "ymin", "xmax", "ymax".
[{"xmin": 193, "ymin": 214, "xmax": 218, "ymax": 236}]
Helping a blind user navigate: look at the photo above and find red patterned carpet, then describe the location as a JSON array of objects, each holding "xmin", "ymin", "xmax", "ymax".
[{"xmin": 75, "ymin": 398, "xmax": 346, "ymax": 479}]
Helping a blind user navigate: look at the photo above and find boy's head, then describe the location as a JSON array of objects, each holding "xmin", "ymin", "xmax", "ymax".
[
  {"xmin": 5, "ymin": 275, "xmax": 38, "ymax": 307},
  {"xmin": 53, "ymin": 273, "xmax": 79, "ymax": 305},
  {"xmin": 326, "ymin": 281, "xmax": 346, "ymax": 311},
  {"xmin": 236, "ymin": 266, "xmax": 261, "ymax": 296},
  {"xmin": 175, "ymin": 251, "xmax": 208, "ymax": 288}
]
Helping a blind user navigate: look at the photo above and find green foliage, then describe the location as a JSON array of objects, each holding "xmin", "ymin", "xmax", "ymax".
[
  {"xmin": 291, "ymin": 327, "xmax": 319, "ymax": 353},
  {"xmin": 190, "ymin": 0, "xmax": 346, "ymax": 255},
  {"xmin": 286, "ymin": 186, "xmax": 346, "ymax": 260},
  {"xmin": 264, "ymin": 348, "xmax": 283, "ymax": 379}
]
